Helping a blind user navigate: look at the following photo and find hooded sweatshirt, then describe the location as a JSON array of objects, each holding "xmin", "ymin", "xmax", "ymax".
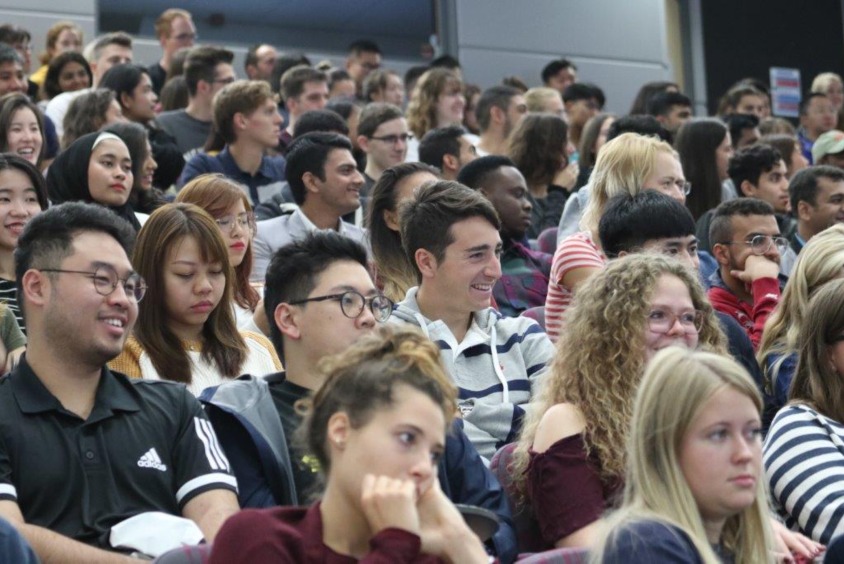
[{"xmin": 390, "ymin": 287, "xmax": 554, "ymax": 460}]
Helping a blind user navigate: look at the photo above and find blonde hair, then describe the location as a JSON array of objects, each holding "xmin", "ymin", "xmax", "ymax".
[
  {"xmin": 406, "ymin": 68, "xmax": 463, "ymax": 139},
  {"xmin": 812, "ymin": 72, "xmax": 844, "ymax": 95},
  {"xmin": 524, "ymin": 87, "xmax": 562, "ymax": 113},
  {"xmin": 591, "ymin": 347, "xmax": 773, "ymax": 564},
  {"xmin": 758, "ymin": 224, "xmax": 844, "ymax": 395},
  {"xmin": 580, "ymin": 133, "xmax": 678, "ymax": 234},
  {"xmin": 513, "ymin": 254, "xmax": 727, "ymax": 491}
]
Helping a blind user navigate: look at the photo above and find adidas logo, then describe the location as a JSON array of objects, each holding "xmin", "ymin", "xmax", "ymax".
[{"xmin": 137, "ymin": 448, "xmax": 167, "ymax": 472}]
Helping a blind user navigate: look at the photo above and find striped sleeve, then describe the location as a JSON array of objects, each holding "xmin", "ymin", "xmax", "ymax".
[
  {"xmin": 763, "ymin": 405, "xmax": 844, "ymax": 543},
  {"xmin": 544, "ymin": 232, "xmax": 605, "ymax": 342}
]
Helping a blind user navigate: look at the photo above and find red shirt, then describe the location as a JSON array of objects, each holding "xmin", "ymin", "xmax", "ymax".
[
  {"xmin": 708, "ymin": 276, "xmax": 780, "ymax": 350},
  {"xmin": 209, "ymin": 502, "xmax": 443, "ymax": 563}
]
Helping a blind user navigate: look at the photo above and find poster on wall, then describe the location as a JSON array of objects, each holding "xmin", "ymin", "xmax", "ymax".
[{"xmin": 770, "ymin": 67, "xmax": 801, "ymax": 118}]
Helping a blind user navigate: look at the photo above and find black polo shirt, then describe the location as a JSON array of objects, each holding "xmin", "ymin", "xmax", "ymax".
[{"xmin": 0, "ymin": 357, "xmax": 238, "ymax": 550}]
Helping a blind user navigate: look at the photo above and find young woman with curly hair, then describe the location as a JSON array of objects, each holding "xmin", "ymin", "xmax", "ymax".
[
  {"xmin": 513, "ymin": 254, "xmax": 727, "ymax": 550},
  {"xmin": 405, "ymin": 68, "xmax": 464, "ymax": 161}
]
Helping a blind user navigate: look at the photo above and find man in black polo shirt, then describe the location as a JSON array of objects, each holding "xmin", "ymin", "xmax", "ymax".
[{"xmin": 0, "ymin": 203, "xmax": 240, "ymax": 561}]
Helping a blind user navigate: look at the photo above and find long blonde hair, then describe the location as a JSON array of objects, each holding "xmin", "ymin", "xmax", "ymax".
[
  {"xmin": 757, "ymin": 224, "xmax": 844, "ymax": 395},
  {"xmin": 513, "ymin": 254, "xmax": 727, "ymax": 491},
  {"xmin": 592, "ymin": 347, "xmax": 774, "ymax": 564},
  {"xmin": 580, "ymin": 133, "xmax": 677, "ymax": 235}
]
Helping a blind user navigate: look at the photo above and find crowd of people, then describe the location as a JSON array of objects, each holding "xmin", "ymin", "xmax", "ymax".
[{"xmin": 0, "ymin": 7, "xmax": 843, "ymax": 563}]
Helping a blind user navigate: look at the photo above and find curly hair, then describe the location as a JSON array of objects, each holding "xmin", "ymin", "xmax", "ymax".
[
  {"xmin": 513, "ymin": 254, "xmax": 727, "ymax": 493},
  {"xmin": 757, "ymin": 224, "xmax": 844, "ymax": 395},
  {"xmin": 507, "ymin": 113, "xmax": 568, "ymax": 188},
  {"xmin": 406, "ymin": 68, "xmax": 463, "ymax": 139}
]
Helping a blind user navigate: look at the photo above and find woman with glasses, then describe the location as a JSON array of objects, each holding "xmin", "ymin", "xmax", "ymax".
[
  {"xmin": 109, "ymin": 203, "xmax": 280, "ymax": 396},
  {"xmin": 764, "ymin": 277, "xmax": 844, "ymax": 544},
  {"xmin": 512, "ymin": 254, "xmax": 727, "ymax": 551},
  {"xmin": 208, "ymin": 325, "xmax": 489, "ymax": 563},
  {"xmin": 545, "ymin": 132, "xmax": 688, "ymax": 342},
  {"xmin": 757, "ymin": 224, "xmax": 844, "ymax": 418},
  {"xmin": 405, "ymin": 68, "xmax": 465, "ymax": 161},
  {"xmin": 177, "ymin": 174, "xmax": 262, "ymax": 330}
]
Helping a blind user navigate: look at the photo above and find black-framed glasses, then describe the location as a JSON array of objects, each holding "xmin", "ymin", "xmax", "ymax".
[
  {"xmin": 215, "ymin": 212, "xmax": 255, "ymax": 233},
  {"xmin": 369, "ymin": 133, "xmax": 412, "ymax": 145},
  {"xmin": 39, "ymin": 266, "xmax": 147, "ymax": 302},
  {"xmin": 289, "ymin": 290, "xmax": 393, "ymax": 322},
  {"xmin": 646, "ymin": 309, "xmax": 703, "ymax": 334},
  {"xmin": 719, "ymin": 235, "xmax": 788, "ymax": 256}
]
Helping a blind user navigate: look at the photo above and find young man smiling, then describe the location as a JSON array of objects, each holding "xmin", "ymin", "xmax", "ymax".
[
  {"xmin": 458, "ymin": 155, "xmax": 552, "ymax": 317},
  {"xmin": 390, "ymin": 181, "xmax": 554, "ymax": 460}
]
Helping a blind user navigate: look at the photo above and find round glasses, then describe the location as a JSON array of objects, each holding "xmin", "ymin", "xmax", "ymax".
[
  {"xmin": 40, "ymin": 266, "xmax": 147, "ymax": 302},
  {"xmin": 289, "ymin": 290, "xmax": 393, "ymax": 322},
  {"xmin": 647, "ymin": 309, "xmax": 703, "ymax": 334},
  {"xmin": 720, "ymin": 235, "xmax": 788, "ymax": 256}
]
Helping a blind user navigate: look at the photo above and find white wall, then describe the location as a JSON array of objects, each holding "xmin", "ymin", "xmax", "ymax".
[{"xmin": 454, "ymin": 0, "xmax": 676, "ymax": 114}]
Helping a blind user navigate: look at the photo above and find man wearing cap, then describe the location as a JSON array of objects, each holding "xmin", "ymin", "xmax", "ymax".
[{"xmin": 812, "ymin": 130, "xmax": 844, "ymax": 169}]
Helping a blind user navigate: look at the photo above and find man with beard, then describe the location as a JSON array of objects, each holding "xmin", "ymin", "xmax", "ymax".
[{"xmin": 475, "ymin": 85, "xmax": 526, "ymax": 157}]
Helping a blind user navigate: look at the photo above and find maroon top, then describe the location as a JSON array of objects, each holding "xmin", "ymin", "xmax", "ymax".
[
  {"xmin": 208, "ymin": 502, "xmax": 444, "ymax": 563},
  {"xmin": 526, "ymin": 433, "xmax": 622, "ymax": 548}
]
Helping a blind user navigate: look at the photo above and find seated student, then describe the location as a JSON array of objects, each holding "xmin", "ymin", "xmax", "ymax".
[
  {"xmin": 251, "ymin": 132, "xmax": 367, "ymax": 281},
  {"xmin": 389, "ymin": 181, "xmax": 554, "ymax": 460},
  {"xmin": 708, "ymin": 198, "xmax": 785, "ymax": 350},
  {"xmin": 176, "ymin": 174, "xmax": 262, "ymax": 331},
  {"xmin": 102, "ymin": 121, "xmax": 164, "ymax": 217},
  {"xmin": 556, "ymin": 115, "xmax": 671, "ymax": 242},
  {"xmin": 0, "ymin": 93, "xmax": 45, "ymax": 169},
  {"xmin": 201, "ymin": 231, "xmax": 517, "ymax": 562},
  {"xmin": 208, "ymin": 325, "xmax": 490, "ymax": 564},
  {"xmin": 513, "ymin": 254, "xmax": 727, "ymax": 551},
  {"xmin": 645, "ymin": 90, "xmax": 693, "ymax": 136},
  {"xmin": 61, "ymin": 89, "xmax": 124, "ymax": 149},
  {"xmin": 109, "ymin": 203, "xmax": 280, "ymax": 396},
  {"xmin": 0, "ymin": 202, "xmax": 239, "ymax": 561},
  {"xmin": 457, "ymin": 155, "xmax": 552, "ymax": 317},
  {"xmin": 758, "ymin": 224, "xmax": 844, "ymax": 415},
  {"xmin": 508, "ymin": 113, "xmax": 578, "ymax": 239},
  {"xmin": 47, "ymin": 131, "xmax": 144, "ymax": 231},
  {"xmin": 179, "ymin": 80, "xmax": 286, "ymax": 205},
  {"xmin": 99, "ymin": 63, "xmax": 184, "ymax": 190},
  {"xmin": 787, "ymin": 165, "xmax": 844, "ymax": 255},
  {"xmin": 362, "ymin": 68, "xmax": 405, "ymax": 107},
  {"xmin": 546, "ymin": 132, "xmax": 687, "ymax": 342},
  {"xmin": 368, "ymin": 162, "xmax": 440, "ymax": 303},
  {"xmin": 277, "ymin": 66, "xmax": 329, "ymax": 155},
  {"xmin": 418, "ymin": 125, "xmax": 478, "ymax": 181},
  {"xmin": 764, "ymin": 278, "xmax": 844, "ymax": 543},
  {"xmin": 30, "ymin": 21, "xmax": 83, "ymax": 89},
  {"xmin": 39, "ymin": 51, "xmax": 91, "ymax": 102},
  {"xmin": 356, "ymin": 102, "xmax": 408, "ymax": 196},
  {"xmin": 595, "ymin": 347, "xmax": 777, "ymax": 563},
  {"xmin": 598, "ymin": 191, "xmax": 764, "ymax": 396}
]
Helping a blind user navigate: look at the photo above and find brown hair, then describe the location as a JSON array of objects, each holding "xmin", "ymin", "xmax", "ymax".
[
  {"xmin": 212, "ymin": 80, "xmax": 274, "ymax": 144},
  {"xmin": 133, "ymin": 203, "xmax": 247, "ymax": 384},
  {"xmin": 39, "ymin": 21, "xmax": 83, "ymax": 65},
  {"xmin": 790, "ymin": 278, "xmax": 844, "ymax": 420},
  {"xmin": 155, "ymin": 8, "xmax": 193, "ymax": 40},
  {"xmin": 406, "ymin": 68, "xmax": 463, "ymax": 139},
  {"xmin": 507, "ymin": 112, "xmax": 568, "ymax": 187},
  {"xmin": 176, "ymin": 174, "xmax": 260, "ymax": 311},
  {"xmin": 300, "ymin": 324, "xmax": 457, "ymax": 474}
]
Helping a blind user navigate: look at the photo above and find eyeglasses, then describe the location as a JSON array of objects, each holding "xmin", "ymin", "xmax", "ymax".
[
  {"xmin": 40, "ymin": 266, "xmax": 147, "ymax": 302},
  {"xmin": 647, "ymin": 309, "xmax": 703, "ymax": 334},
  {"xmin": 289, "ymin": 290, "xmax": 393, "ymax": 322},
  {"xmin": 656, "ymin": 178, "xmax": 692, "ymax": 196},
  {"xmin": 215, "ymin": 212, "xmax": 255, "ymax": 233},
  {"xmin": 171, "ymin": 33, "xmax": 197, "ymax": 42},
  {"xmin": 719, "ymin": 235, "xmax": 788, "ymax": 256},
  {"xmin": 212, "ymin": 77, "xmax": 236, "ymax": 85},
  {"xmin": 369, "ymin": 133, "xmax": 413, "ymax": 145}
]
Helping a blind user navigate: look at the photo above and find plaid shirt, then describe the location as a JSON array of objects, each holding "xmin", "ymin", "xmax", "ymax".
[{"xmin": 494, "ymin": 239, "xmax": 553, "ymax": 318}]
